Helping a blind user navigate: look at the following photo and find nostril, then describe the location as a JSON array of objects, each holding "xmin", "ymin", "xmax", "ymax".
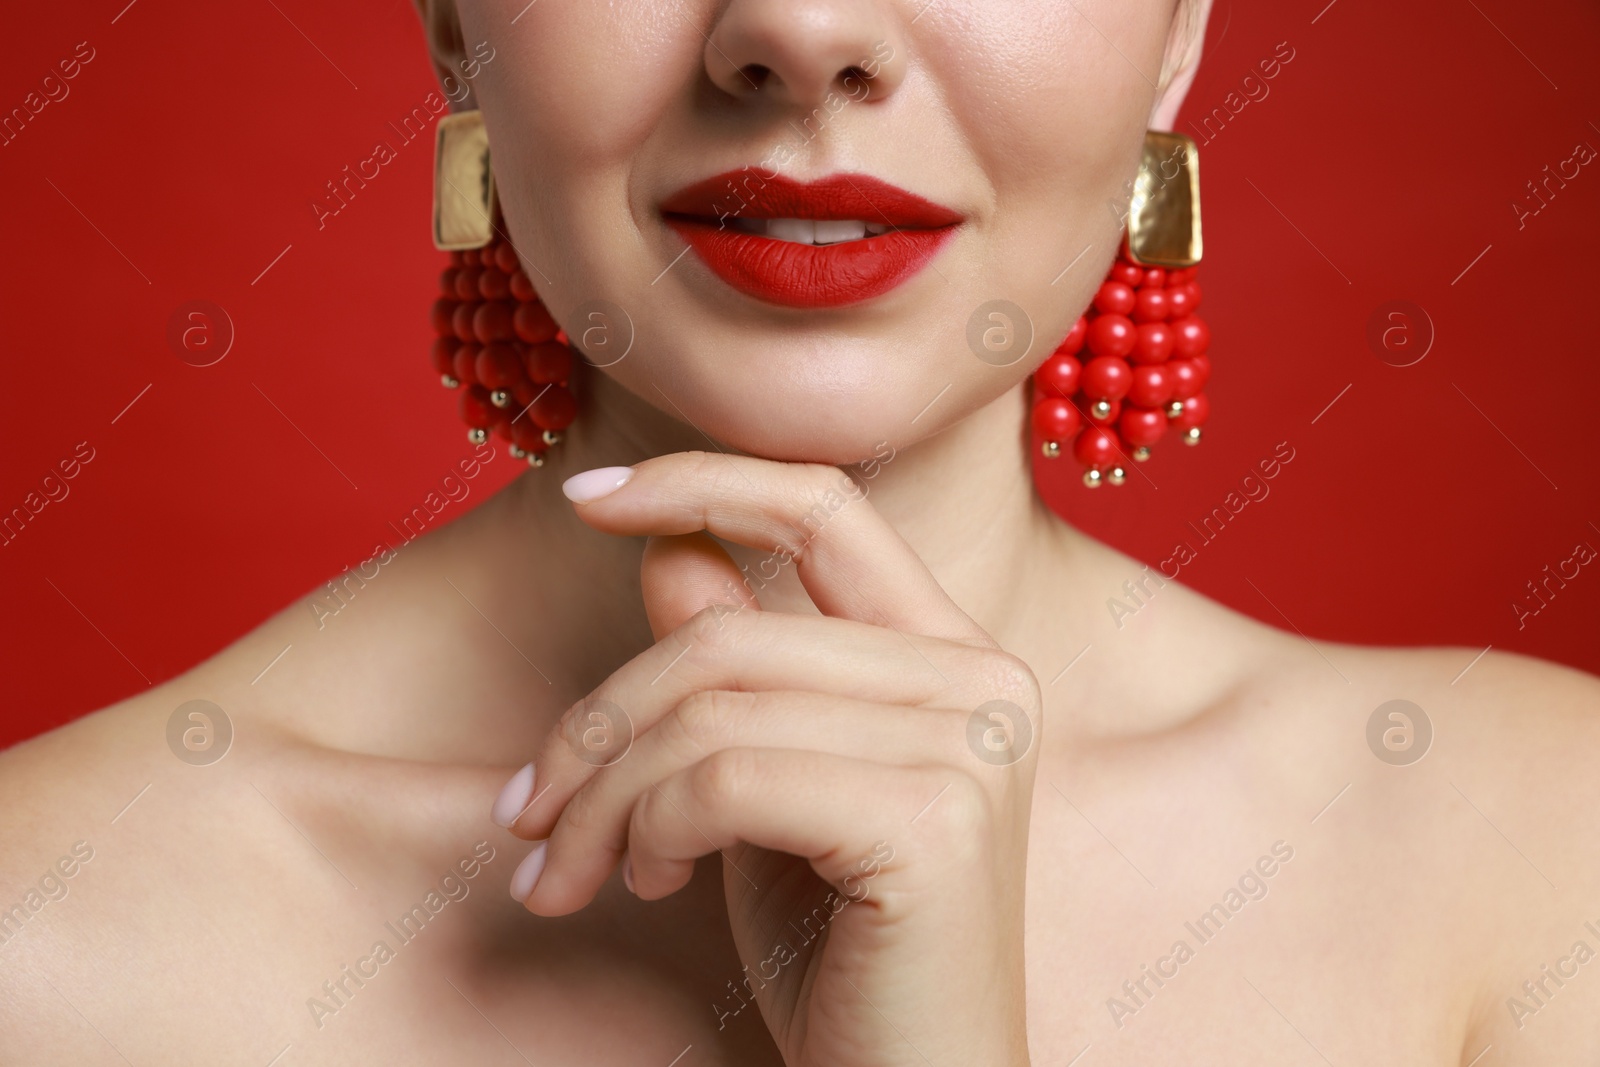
[{"xmin": 738, "ymin": 63, "xmax": 773, "ymax": 91}]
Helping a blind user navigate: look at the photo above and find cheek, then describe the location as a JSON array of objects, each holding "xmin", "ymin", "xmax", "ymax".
[
  {"xmin": 922, "ymin": 0, "xmax": 1173, "ymax": 336},
  {"xmin": 933, "ymin": 1, "xmax": 1167, "ymax": 184},
  {"xmin": 463, "ymin": 0, "xmax": 705, "ymax": 327}
]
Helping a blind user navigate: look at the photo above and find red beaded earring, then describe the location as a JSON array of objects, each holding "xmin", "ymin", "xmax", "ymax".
[
  {"xmin": 1032, "ymin": 131, "xmax": 1211, "ymax": 488},
  {"xmin": 427, "ymin": 112, "xmax": 579, "ymax": 467},
  {"xmin": 429, "ymin": 239, "xmax": 579, "ymax": 466}
]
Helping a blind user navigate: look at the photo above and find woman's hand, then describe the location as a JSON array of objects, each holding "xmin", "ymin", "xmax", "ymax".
[{"xmin": 494, "ymin": 453, "xmax": 1040, "ymax": 1067}]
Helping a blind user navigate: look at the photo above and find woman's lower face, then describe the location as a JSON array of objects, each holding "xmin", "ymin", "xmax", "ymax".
[{"xmin": 440, "ymin": 0, "xmax": 1185, "ymax": 463}]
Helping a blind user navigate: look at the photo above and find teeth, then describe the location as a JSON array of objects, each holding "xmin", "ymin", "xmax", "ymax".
[
  {"xmin": 723, "ymin": 218, "xmax": 888, "ymax": 245},
  {"xmin": 813, "ymin": 220, "xmax": 868, "ymax": 244},
  {"xmin": 766, "ymin": 218, "xmax": 816, "ymax": 244}
]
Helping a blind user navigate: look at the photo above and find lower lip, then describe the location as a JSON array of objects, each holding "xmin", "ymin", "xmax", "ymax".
[{"xmin": 665, "ymin": 219, "xmax": 956, "ymax": 309}]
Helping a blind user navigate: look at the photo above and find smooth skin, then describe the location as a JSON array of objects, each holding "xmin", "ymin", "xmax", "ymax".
[
  {"xmin": 511, "ymin": 455, "xmax": 1039, "ymax": 1066},
  {"xmin": 4, "ymin": 1, "xmax": 1600, "ymax": 1065}
]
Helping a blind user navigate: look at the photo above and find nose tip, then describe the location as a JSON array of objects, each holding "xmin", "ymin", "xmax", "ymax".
[{"xmin": 704, "ymin": 1, "xmax": 904, "ymax": 106}]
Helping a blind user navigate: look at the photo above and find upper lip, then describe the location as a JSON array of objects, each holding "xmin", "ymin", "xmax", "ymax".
[{"xmin": 659, "ymin": 171, "xmax": 963, "ymax": 230}]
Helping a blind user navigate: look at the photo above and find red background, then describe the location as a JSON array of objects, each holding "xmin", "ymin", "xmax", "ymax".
[{"xmin": 3, "ymin": 0, "xmax": 1597, "ymax": 748}]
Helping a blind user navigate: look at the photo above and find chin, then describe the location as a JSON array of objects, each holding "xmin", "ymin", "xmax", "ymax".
[{"xmin": 605, "ymin": 316, "xmax": 998, "ymax": 464}]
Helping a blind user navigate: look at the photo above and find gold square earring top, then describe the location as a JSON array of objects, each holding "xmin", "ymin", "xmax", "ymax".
[
  {"xmin": 433, "ymin": 111, "xmax": 497, "ymax": 251},
  {"xmin": 1127, "ymin": 130, "xmax": 1202, "ymax": 269}
]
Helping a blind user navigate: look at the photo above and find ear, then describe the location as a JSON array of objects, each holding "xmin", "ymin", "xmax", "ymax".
[
  {"xmin": 413, "ymin": 0, "xmax": 479, "ymax": 110},
  {"xmin": 1150, "ymin": 0, "xmax": 1214, "ymax": 131}
]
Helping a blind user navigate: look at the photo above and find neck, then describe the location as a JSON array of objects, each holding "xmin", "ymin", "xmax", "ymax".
[{"xmin": 446, "ymin": 363, "xmax": 1103, "ymax": 704}]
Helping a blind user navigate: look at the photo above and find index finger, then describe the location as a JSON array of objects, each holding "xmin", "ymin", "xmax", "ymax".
[{"xmin": 560, "ymin": 453, "xmax": 993, "ymax": 646}]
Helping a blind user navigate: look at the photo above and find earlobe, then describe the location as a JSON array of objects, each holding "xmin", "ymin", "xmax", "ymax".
[
  {"xmin": 1150, "ymin": 0, "xmax": 1215, "ymax": 131},
  {"xmin": 413, "ymin": 0, "xmax": 477, "ymax": 109}
]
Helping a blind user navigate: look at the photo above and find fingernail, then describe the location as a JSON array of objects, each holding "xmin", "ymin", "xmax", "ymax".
[
  {"xmin": 509, "ymin": 842, "xmax": 549, "ymax": 903},
  {"xmin": 562, "ymin": 466, "xmax": 634, "ymax": 503},
  {"xmin": 491, "ymin": 762, "xmax": 536, "ymax": 828},
  {"xmin": 622, "ymin": 853, "xmax": 635, "ymax": 895}
]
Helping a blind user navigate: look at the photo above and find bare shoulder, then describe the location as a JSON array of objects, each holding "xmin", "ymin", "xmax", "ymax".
[
  {"xmin": 1124, "ymin": 572, "xmax": 1600, "ymax": 1061},
  {"xmin": 1388, "ymin": 646, "xmax": 1600, "ymax": 1063},
  {"xmin": 1258, "ymin": 639, "xmax": 1600, "ymax": 1063},
  {"xmin": 0, "ymin": 678, "xmax": 509, "ymax": 1065},
  {"xmin": 0, "ymin": 692, "xmax": 174, "ymax": 1057},
  {"xmin": 0, "ymin": 693, "xmax": 163, "ymax": 866}
]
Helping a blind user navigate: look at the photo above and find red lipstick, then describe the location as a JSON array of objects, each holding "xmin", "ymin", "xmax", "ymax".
[{"xmin": 660, "ymin": 172, "xmax": 962, "ymax": 308}]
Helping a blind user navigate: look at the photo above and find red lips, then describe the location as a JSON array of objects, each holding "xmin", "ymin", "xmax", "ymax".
[{"xmin": 660, "ymin": 172, "xmax": 962, "ymax": 308}]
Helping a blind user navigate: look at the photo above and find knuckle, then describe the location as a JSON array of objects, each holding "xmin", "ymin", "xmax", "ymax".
[
  {"xmin": 689, "ymin": 748, "xmax": 755, "ymax": 812},
  {"xmin": 799, "ymin": 460, "xmax": 850, "ymax": 496},
  {"xmin": 682, "ymin": 451, "xmax": 750, "ymax": 499},
  {"xmin": 630, "ymin": 785, "xmax": 662, "ymax": 845},
  {"xmin": 667, "ymin": 690, "xmax": 745, "ymax": 757},
  {"xmin": 557, "ymin": 780, "xmax": 600, "ymax": 836},
  {"xmin": 552, "ymin": 699, "xmax": 582, "ymax": 745},
  {"xmin": 779, "ymin": 464, "xmax": 856, "ymax": 553},
  {"xmin": 678, "ymin": 601, "xmax": 750, "ymax": 654},
  {"xmin": 680, "ymin": 450, "xmax": 723, "ymax": 480},
  {"xmin": 916, "ymin": 770, "xmax": 991, "ymax": 845}
]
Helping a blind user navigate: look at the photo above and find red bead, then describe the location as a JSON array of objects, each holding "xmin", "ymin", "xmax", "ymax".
[
  {"xmin": 1031, "ymin": 397, "xmax": 1082, "ymax": 440},
  {"xmin": 473, "ymin": 301, "xmax": 516, "ymax": 343},
  {"xmin": 454, "ymin": 267, "xmax": 482, "ymax": 302},
  {"xmin": 1057, "ymin": 316, "xmax": 1087, "ymax": 356},
  {"xmin": 1132, "ymin": 287, "xmax": 1169, "ymax": 324},
  {"xmin": 509, "ymin": 270, "xmax": 537, "ymax": 303},
  {"xmin": 459, "ymin": 384, "xmax": 493, "ymax": 427},
  {"xmin": 451, "ymin": 303, "xmax": 478, "ymax": 343},
  {"xmin": 439, "ymin": 267, "xmax": 458, "ymax": 297},
  {"xmin": 514, "ymin": 302, "xmax": 559, "ymax": 343},
  {"xmin": 460, "ymin": 249, "xmax": 479, "ymax": 267},
  {"xmin": 1035, "ymin": 353, "xmax": 1081, "ymax": 398},
  {"xmin": 449, "ymin": 250, "xmax": 465, "ymax": 267},
  {"xmin": 430, "ymin": 336, "xmax": 458, "ymax": 376},
  {"xmin": 1119, "ymin": 406, "xmax": 1167, "ymax": 447},
  {"xmin": 1080, "ymin": 355, "xmax": 1131, "ymax": 400},
  {"xmin": 1085, "ymin": 314, "xmax": 1136, "ymax": 359},
  {"xmin": 511, "ymin": 378, "xmax": 541, "ymax": 410},
  {"xmin": 1171, "ymin": 393, "xmax": 1210, "ymax": 430},
  {"xmin": 452, "ymin": 343, "xmax": 481, "ymax": 386},
  {"xmin": 1164, "ymin": 285, "xmax": 1194, "ymax": 319},
  {"xmin": 1167, "ymin": 356, "xmax": 1210, "ymax": 399},
  {"xmin": 510, "ymin": 415, "xmax": 550, "ymax": 454},
  {"xmin": 1127, "ymin": 364, "xmax": 1173, "ymax": 408},
  {"xmin": 494, "ymin": 243, "xmax": 520, "ymax": 274},
  {"xmin": 478, "ymin": 267, "xmax": 511, "ymax": 301},
  {"xmin": 1141, "ymin": 268, "xmax": 1167, "ymax": 288},
  {"xmin": 525, "ymin": 341, "xmax": 573, "ymax": 384},
  {"xmin": 1166, "ymin": 267, "xmax": 1195, "ymax": 285},
  {"xmin": 1073, "ymin": 426, "xmax": 1121, "ymax": 468},
  {"xmin": 476, "ymin": 342, "xmax": 524, "ymax": 389},
  {"xmin": 1130, "ymin": 322, "xmax": 1173, "ymax": 365},
  {"xmin": 1085, "ymin": 397, "xmax": 1121, "ymax": 426},
  {"xmin": 431, "ymin": 298, "xmax": 458, "ymax": 337},
  {"xmin": 1171, "ymin": 316, "xmax": 1210, "ymax": 359},
  {"xmin": 531, "ymin": 385, "xmax": 577, "ymax": 431},
  {"xmin": 491, "ymin": 402, "xmax": 515, "ymax": 441},
  {"xmin": 1094, "ymin": 281, "xmax": 1136, "ymax": 316},
  {"xmin": 1184, "ymin": 282, "xmax": 1202, "ymax": 313},
  {"xmin": 1110, "ymin": 261, "xmax": 1142, "ymax": 287}
]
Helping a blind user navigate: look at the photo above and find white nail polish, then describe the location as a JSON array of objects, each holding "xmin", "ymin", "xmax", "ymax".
[
  {"xmin": 491, "ymin": 762, "xmax": 535, "ymax": 828},
  {"xmin": 562, "ymin": 466, "xmax": 634, "ymax": 503},
  {"xmin": 509, "ymin": 842, "xmax": 549, "ymax": 903}
]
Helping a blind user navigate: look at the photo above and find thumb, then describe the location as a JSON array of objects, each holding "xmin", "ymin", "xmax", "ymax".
[{"xmin": 640, "ymin": 532, "xmax": 761, "ymax": 641}]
